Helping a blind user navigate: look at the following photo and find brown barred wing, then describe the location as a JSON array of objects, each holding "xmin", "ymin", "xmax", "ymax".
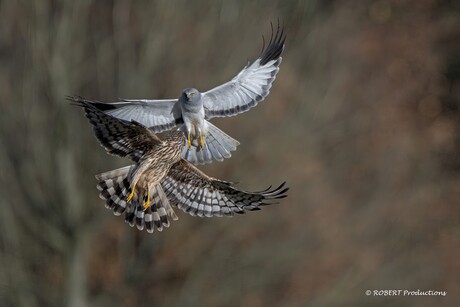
[
  {"xmin": 69, "ymin": 96, "xmax": 161, "ymax": 163},
  {"xmin": 161, "ymin": 159, "xmax": 288, "ymax": 217}
]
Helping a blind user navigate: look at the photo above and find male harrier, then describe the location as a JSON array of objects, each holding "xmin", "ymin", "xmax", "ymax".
[
  {"xmin": 71, "ymin": 99, "xmax": 288, "ymax": 233},
  {"xmin": 69, "ymin": 23, "xmax": 285, "ymax": 165}
]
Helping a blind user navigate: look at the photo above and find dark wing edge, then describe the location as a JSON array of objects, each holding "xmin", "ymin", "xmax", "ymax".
[
  {"xmin": 67, "ymin": 95, "xmax": 161, "ymax": 162},
  {"xmin": 161, "ymin": 159, "xmax": 289, "ymax": 217},
  {"xmin": 202, "ymin": 22, "xmax": 286, "ymax": 119},
  {"xmin": 259, "ymin": 21, "xmax": 287, "ymax": 65}
]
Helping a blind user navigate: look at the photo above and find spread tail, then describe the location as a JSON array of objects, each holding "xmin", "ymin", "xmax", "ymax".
[
  {"xmin": 96, "ymin": 166, "xmax": 133, "ymax": 215},
  {"xmin": 124, "ymin": 184, "xmax": 178, "ymax": 233},
  {"xmin": 183, "ymin": 121, "xmax": 240, "ymax": 165},
  {"xmin": 95, "ymin": 166, "xmax": 178, "ymax": 233}
]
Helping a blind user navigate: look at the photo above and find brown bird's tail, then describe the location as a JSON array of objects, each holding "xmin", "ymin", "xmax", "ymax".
[
  {"xmin": 96, "ymin": 166, "xmax": 133, "ymax": 215},
  {"xmin": 95, "ymin": 166, "xmax": 178, "ymax": 233},
  {"xmin": 124, "ymin": 184, "xmax": 178, "ymax": 233}
]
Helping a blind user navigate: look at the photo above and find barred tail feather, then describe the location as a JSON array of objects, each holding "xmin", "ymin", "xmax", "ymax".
[
  {"xmin": 152, "ymin": 184, "xmax": 179, "ymax": 222},
  {"xmin": 124, "ymin": 184, "xmax": 178, "ymax": 233},
  {"xmin": 125, "ymin": 199, "xmax": 136, "ymax": 227},
  {"xmin": 95, "ymin": 165, "xmax": 132, "ymax": 181},
  {"xmin": 124, "ymin": 193, "xmax": 145, "ymax": 228},
  {"xmin": 96, "ymin": 168, "xmax": 179, "ymax": 234},
  {"xmin": 96, "ymin": 166, "xmax": 134, "ymax": 215},
  {"xmin": 143, "ymin": 185, "xmax": 178, "ymax": 233}
]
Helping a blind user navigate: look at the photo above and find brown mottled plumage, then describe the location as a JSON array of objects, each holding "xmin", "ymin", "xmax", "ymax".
[{"xmin": 70, "ymin": 96, "xmax": 288, "ymax": 233}]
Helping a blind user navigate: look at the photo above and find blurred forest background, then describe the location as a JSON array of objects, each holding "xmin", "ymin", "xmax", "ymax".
[{"xmin": 0, "ymin": 0, "xmax": 459, "ymax": 306}]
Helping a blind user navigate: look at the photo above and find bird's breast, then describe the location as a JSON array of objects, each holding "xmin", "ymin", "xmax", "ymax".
[{"xmin": 184, "ymin": 112, "xmax": 205, "ymax": 137}]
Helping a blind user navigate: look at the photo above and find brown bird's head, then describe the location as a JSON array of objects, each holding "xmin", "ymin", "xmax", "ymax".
[{"xmin": 163, "ymin": 130, "xmax": 185, "ymax": 144}]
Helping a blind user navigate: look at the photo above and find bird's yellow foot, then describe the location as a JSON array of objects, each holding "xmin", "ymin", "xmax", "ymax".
[
  {"xmin": 199, "ymin": 133, "xmax": 205, "ymax": 149},
  {"xmin": 126, "ymin": 182, "xmax": 137, "ymax": 202},
  {"xmin": 143, "ymin": 191, "xmax": 151, "ymax": 211},
  {"xmin": 187, "ymin": 132, "xmax": 191, "ymax": 149}
]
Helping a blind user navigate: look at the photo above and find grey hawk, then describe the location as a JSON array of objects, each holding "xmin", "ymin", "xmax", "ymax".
[{"xmin": 69, "ymin": 23, "xmax": 285, "ymax": 165}]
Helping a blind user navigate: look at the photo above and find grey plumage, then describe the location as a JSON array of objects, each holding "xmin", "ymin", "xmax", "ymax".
[
  {"xmin": 72, "ymin": 99, "xmax": 288, "ymax": 233},
  {"xmin": 67, "ymin": 23, "xmax": 285, "ymax": 165},
  {"xmin": 182, "ymin": 121, "xmax": 238, "ymax": 164}
]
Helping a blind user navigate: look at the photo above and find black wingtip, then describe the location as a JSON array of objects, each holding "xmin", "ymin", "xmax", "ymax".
[
  {"xmin": 259, "ymin": 21, "xmax": 286, "ymax": 65},
  {"xmin": 66, "ymin": 95, "xmax": 106, "ymax": 116},
  {"xmin": 66, "ymin": 95, "xmax": 84, "ymax": 106},
  {"xmin": 264, "ymin": 182, "xmax": 289, "ymax": 199},
  {"xmin": 66, "ymin": 95, "xmax": 88, "ymax": 106},
  {"xmin": 66, "ymin": 95, "xmax": 117, "ymax": 111}
]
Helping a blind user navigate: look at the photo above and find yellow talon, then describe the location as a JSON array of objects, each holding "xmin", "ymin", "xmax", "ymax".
[
  {"xmin": 126, "ymin": 181, "xmax": 137, "ymax": 202},
  {"xmin": 199, "ymin": 133, "xmax": 204, "ymax": 149},
  {"xmin": 187, "ymin": 131, "xmax": 191, "ymax": 149},
  {"xmin": 143, "ymin": 191, "xmax": 151, "ymax": 211}
]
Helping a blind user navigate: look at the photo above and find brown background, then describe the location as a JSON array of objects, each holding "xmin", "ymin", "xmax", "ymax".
[{"xmin": 0, "ymin": 0, "xmax": 459, "ymax": 306}]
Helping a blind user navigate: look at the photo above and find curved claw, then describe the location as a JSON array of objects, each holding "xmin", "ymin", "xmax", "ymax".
[
  {"xmin": 126, "ymin": 181, "xmax": 137, "ymax": 202},
  {"xmin": 199, "ymin": 133, "xmax": 205, "ymax": 149},
  {"xmin": 143, "ymin": 190, "xmax": 151, "ymax": 211}
]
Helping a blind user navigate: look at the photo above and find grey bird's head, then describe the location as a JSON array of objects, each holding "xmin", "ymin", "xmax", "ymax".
[{"xmin": 179, "ymin": 88, "xmax": 202, "ymax": 111}]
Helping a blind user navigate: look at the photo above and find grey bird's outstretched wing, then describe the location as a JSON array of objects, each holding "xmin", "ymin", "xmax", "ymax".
[
  {"xmin": 202, "ymin": 23, "xmax": 286, "ymax": 119},
  {"xmin": 69, "ymin": 96, "xmax": 161, "ymax": 163},
  {"xmin": 161, "ymin": 159, "xmax": 288, "ymax": 217},
  {"xmin": 70, "ymin": 96, "xmax": 184, "ymax": 133}
]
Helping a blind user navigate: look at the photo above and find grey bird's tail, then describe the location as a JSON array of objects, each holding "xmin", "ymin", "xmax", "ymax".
[
  {"xmin": 95, "ymin": 166, "xmax": 178, "ymax": 233},
  {"xmin": 183, "ymin": 120, "xmax": 240, "ymax": 165}
]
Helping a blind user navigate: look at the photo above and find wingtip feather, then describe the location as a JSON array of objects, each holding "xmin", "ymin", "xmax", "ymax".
[{"xmin": 260, "ymin": 21, "xmax": 286, "ymax": 65}]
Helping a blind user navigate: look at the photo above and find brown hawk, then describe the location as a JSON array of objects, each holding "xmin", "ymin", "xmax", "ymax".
[{"xmin": 71, "ymin": 98, "xmax": 288, "ymax": 233}]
